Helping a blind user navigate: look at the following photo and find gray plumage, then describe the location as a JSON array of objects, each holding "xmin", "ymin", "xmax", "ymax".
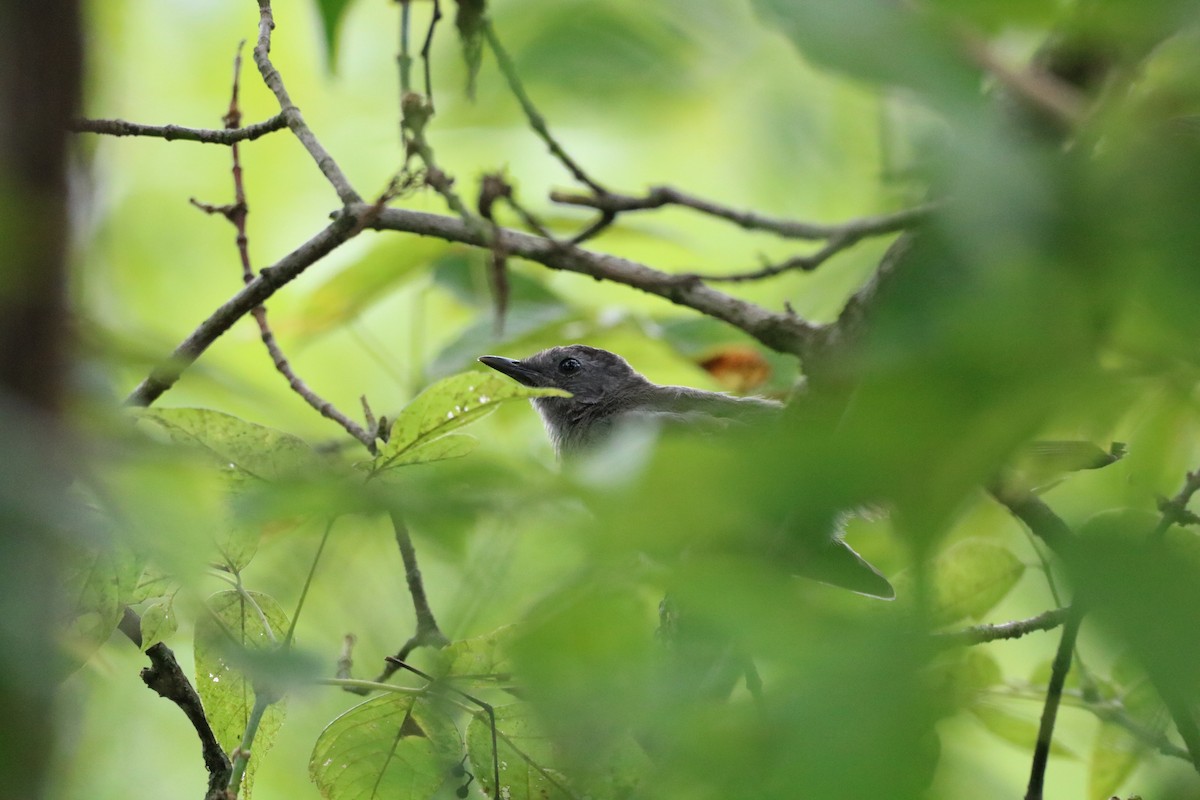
[
  {"xmin": 480, "ymin": 343, "xmax": 895, "ymax": 600},
  {"xmin": 478, "ymin": 344, "xmax": 780, "ymax": 458}
]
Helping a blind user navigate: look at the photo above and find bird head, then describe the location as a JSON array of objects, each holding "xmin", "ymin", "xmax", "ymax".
[{"xmin": 478, "ymin": 344, "xmax": 647, "ymax": 405}]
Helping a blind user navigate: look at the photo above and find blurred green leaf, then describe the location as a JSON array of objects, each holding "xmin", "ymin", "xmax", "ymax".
[
  {"xmin": 376, "ymin": 371, "xmax": 567, "ymax": 470},
  {"xmin": 752, "ymin": 0, "xmax": 979, "ymax": 104},
  {"xmin": 214, "ymin": 522, "xmax": 262, "ymax": 573},
  {"xmin": 466, "ymin": 703, "xmax": 649, "ymax": 800},
  {"xmin": 309, "ymin": 693, "xmax": 461, "ymax": 800},
  {"xmin": 1089, "ymin": 721, "xmax": 1147, "ymax": 800},
  {"xmin": 195, "ymin": 590, "xmax": 290, "ymax": 795},
  {"xmin": 61, "ymin": 540, "xmax": 143, "ymax": 668},
  {"xmin": 455, "ymin": 0, "xmax": 486, "ymax": 97},
  {"xmin": 432, "ymin": 624, "xmax": 517, "ymax": 679},
  {"xmin": 313, "ymin": 0, "xmax": 356, "ymax": 71},
  {"xmin": 296, "ymin": 238, "xmax": 454, "ymax": 339},
  {"xmin": 134, "ymin": 408, "xmax": 328, "ymax": 483},
  {"xmin": 970, "ymin": 702, "xmax": 1078, "ymax": 759},
  {"xmin": 899, "ymin": 538, "xmax": 1026, "ymax": 626},
  {"xmin": 139, "ymin": 599, "xmax": 176, "ymax": 650}
]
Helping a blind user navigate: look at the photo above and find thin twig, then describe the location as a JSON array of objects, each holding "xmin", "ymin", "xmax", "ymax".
[
  {"xmin": 253, "ymin": 0, "xmax": 362, "ymax": 205},
  {"xmin": 123, "ymin": 212, "xmax": 358, "ymax": 408},
  {"xmin": 125, "ymin": 202, "xmax": 821, "ymax": 409},
  {"xmin": 552, "ymin": 186, "xmax": 935, "ymax": 241},
  {"xmin": 937, "ymin": 607, "xmax": 1070, "ymax": 648},
  {"xmin": 69, "ymin": 114, "xmax": 287, "ymax": 144},
  {"xmin": 687, "ymin": 236, "xmax": 853, "ymax": 283},
  {"xmin": 988, "ymin": 483, "xmax": 1073, "ymax": 556},
  {"xmin": 958, "ymin": 27, "xmax": 1085, "ymax": 129},
  {"xmin": 226, "ymin": 692, "xmax": 272, "ymax": 797},
  {"xmin": 358, "ymin": 203, "xmax": 820, "ymax": 358},
  {"xmin": 419, "ymin": 0, "xmax": 442, "ymax": 104},
  {"xmin": 481, "ymin": 20, "xmax": 606, "ymax": 194},
  {"xmin": 1025, "ymin": 608, "xmax": 1083, "ymax": 800},
  {"xmin": 372, "ymin": 511, "xmax": 450, "ymax": 685},
  {"xmin": 201, "ymin": 43, "xmax": 376, "ymax": 451},
  {"xmin": 1151, "ymin": 468, "xmax": 1200, "ymax": 539}
]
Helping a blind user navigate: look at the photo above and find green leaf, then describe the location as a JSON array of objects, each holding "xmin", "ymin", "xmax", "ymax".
[
  {"xmin": 1088, "ymin": 721, "xmax": 1145, "ymax": 799},
  {"xmin": 376, "ymin": 372, "xmax": 568, "ymax": 470},
  {"xmin": 139, "ymin": 599, "xmax": 177, "ymax": 650},
  {"xmin": 135, "ymin": 407, "xmax": 325, "ymax": 483},
  {"xmin": 314, "ymin": 0, "xmax": 356, "ymax": 72},
  {"xmin": 970, "ymin": 702, "xmax": 1077, "ymax": 759},
  {"xmin": 900, "ymin": 538, "xmax": 1026, "ymax": 626},
  {"xmin": 309, "ymin": 693, "xmax": 462, "ymax": 800},
  {"xmin": 61, "ymin": 540, "xmax": 144, "ymax": 669},
  {"xmin": 195, "ymin": 590, "xmax": 290, "ymax": 796},
  {"xmin": 432, "ymin": 625, "xmax": 517, "ymax": 679},
  {"xmin": 296, "ymin": 237, "xmax": 454, "ymax": 339},
  {"xmin": 455, "ymin": 0, "xmax": 487, "ymax": 98},
  {"xmin": 382, "ymin": 432, "xmax": 479, "ymax": 469},
  {"xmin": 466, "ymin": 703, "xmax": 649, "ymax": 800},
  {"xmin": 214, "ymin": 522, "xmax": 262, "ymax": 573}
]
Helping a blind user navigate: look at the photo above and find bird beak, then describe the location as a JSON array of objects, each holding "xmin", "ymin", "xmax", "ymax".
[{"xmin": 478, "ymin": 356, "xmax": 547, "ymax": 388}]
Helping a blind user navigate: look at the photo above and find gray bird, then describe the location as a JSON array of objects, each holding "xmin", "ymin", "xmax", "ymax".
[
  {"xmin": 478, "ymin": 344, "xmax": 780, "ymax": 458},
  {"xmin": 479, "ymin": 344, "xmax": 894, "ymax": 600}
]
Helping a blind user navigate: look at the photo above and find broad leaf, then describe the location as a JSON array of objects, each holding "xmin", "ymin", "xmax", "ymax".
[
  {"xmin": 900, "ymin": 538, "xmax": 1026, "ymax": 626},
  {"xmin": 135, "ymin": 407, "xmax": 325, "ymax": 483},
  {"xmin": 970, "ymin": 703, "xmax": 1077, "ymax": 759},
  {"xmin": 139, "ymin": 599, "xmax": 177, "ymax": 650},
  {"xmin": 296, "ymin": 237, "xmax": 454, "ymax": 338},
  {"xmin": 1088, "ymin": 721, "xmax": 1145, "ymax": 799},
  {"xmin": 310, "ymin": 693, "xmax": 462, "ymax": 800},
  {"xmin": 62, "ymin": 540, "xmax": 144, "ymax": 668},
  {"xmin": 195, "ymin": 590, "xmax": 291, "ymax": 797},
  {"xmin": 376, "ymin": 372, "xmax": 567, "ymax": 470},
  {"xmin": 466, "ymin": 703, "xmax": 648, "ymax": 800}
]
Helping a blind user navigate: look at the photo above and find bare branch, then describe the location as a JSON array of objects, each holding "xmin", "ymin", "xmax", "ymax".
[
  {"xmin": 482, "ymin": 20, "xmax": 606, "ymax": 194},
  {"xmin": 937, "ymin": 607, "xmax": 1070, "ymax": 648},
  {"xmin": 1152, "ymin": 468, "xmax": 1200, "ymax": 538},
  {"xmin": 123, "ymin": 213, "xmax": 360, "ymax": 408},
  {"xmin": 552, "ymin": 186, "xmax": 935, "ymax": 241},
  {"xmin": 252, "ymin": 0, "xmax": 362, "ymax": 205},
  {"xmin": 988, "ymin": 482, "xmax": 1073, "ymax": 556},
  {"xmin": 120, "ymin": 609, "xmax": 232, "ymax": 800},
  {"xmin": 69, "ymin": 114, "xmax": 287, "ymax": 144},
  {"xmin": 205, "ymin": 43, "xmax": 378, "ymax": 452},
  {"xmin": 372, "ymin": 512, "xmax": 450, "ymax": 684},
  {"xmin": 359, "ymin": 203, "xmax": 821, "ymax": 357},
  {"xmin": 1024, "ymin": 608, "xmax": 1082, "ymax": 800}
]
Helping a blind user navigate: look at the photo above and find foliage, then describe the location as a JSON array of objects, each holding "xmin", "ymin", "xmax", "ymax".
[{"xmin": 52, "ymin": 0, "xmax": 1200, "ymax": 799}]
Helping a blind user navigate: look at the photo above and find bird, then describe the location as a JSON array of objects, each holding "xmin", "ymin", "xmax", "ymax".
[{"xmin": 479, "ymin": 344, "xmax": 895, "ymax": 600}]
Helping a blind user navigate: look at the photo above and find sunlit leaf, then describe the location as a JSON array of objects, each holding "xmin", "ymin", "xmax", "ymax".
[
  {"xmin": 195, "ymin": 590, "xmax": 291, "ymax": 797},
  {"xmin": 309, "ymin": 693, "xmax": 461, "ymax": 800},
  {"xmin": 376, "ymin": 372, "xmax": 567, "ymax": 470}
]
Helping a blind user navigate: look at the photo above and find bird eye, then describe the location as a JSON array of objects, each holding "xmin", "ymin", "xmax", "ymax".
[{"xmin": 558, "ymin": 357, "xmax": 582, "ymax": 375}]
